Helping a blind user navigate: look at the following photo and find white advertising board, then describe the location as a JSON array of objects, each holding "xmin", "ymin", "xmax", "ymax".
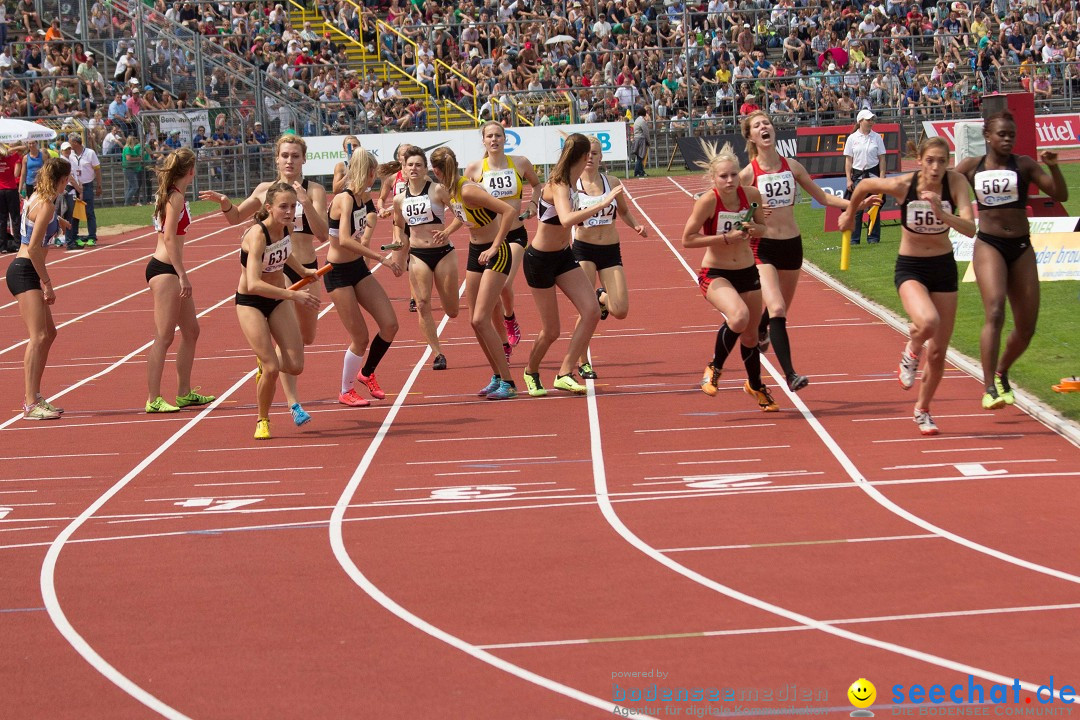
[{"xmin": 300, "ymin": 123, "xmax": 628, "ymax": 177}]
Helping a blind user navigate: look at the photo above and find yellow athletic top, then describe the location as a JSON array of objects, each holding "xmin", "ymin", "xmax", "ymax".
[
  {"xmin": 450, "ymin": 177, "xmax": 496, "ymax": 229},
  {"xmin": 480, "ymin": 155, "xmax": 523, "ymax": 200}
]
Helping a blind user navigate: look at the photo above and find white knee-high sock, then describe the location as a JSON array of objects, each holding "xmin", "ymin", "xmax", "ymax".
[{"xmin": 342, "ymin": 348, "xmax": 364, "ymax": 394}]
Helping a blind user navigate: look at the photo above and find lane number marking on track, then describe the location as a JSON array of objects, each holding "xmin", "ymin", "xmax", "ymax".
[
  {"xmin": 429, "ymin": 486, "xmax": 520, "ymax": 501},
  {"xmin": 0, "ymin": 507, "xmax": 11, "ymax": 519},
  {"xmin": 954, "ymin": 463, "xmax": 1009, "ymax": 477}
]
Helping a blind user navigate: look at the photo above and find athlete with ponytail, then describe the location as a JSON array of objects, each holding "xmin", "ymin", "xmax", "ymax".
[
  {"xmin": 432, "ymin": 146, "xmax": 519, "ymax": 400},
  {"xmin": 683, "ymin": 141, "xmax": 777, "ymax": 412},
  {"xmin": 465, "ymin": 121, "xmax": 542, "ymax": 356},
  {"xmin": 326, "ymin": 147, "xmax": 403, "ymax": 407},
  {"xmin": 739, "ymin": 110, "xmax": 852, "ymax": 393},
  {"xmin": 145, "ymin": 148, "xmax": 215, "ymax": 413},
  {"xmin": 235, "ymin": 182, "xmax": 320, "ymax": 440},
  {"xmin": 841, "ymin": 137, "xmax": 975, "ymax": 435},
  {"xmin": 201, "ymin": 134, "xmax": 327, "ymax": 427},
  {"xmin": 378, "ymin": 143, "xmax": 420, "ymax": 313}
]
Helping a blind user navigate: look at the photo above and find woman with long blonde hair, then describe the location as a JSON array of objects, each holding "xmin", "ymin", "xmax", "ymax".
[
  {"xmin": 145, "ymin": 148, "xmax": 215, "ymax": 413},
  {"xmin": 682, "ymin": 141, "xmax": 777, "ymax": 412},
  {"xmin": 326, "ymin": 147, "xmax": 403, "ymax": 407},
  {"xmin": 520, "ymin": 133, "xmax": 620, "ymax": 397},
  {"xmin": 6, "ymin": 156, "xmax": 70, "ymax": 420},
  {"xmin": 432, "ymin": 146, "xmax": 518, "ymax": 399},
  {"xmin": 201, "ymin": 134, "xmax": 327, "ymax": 426},
  {"xmin": 465, "ymin": 121, "xmax": 542, "ymax": 356},
  {"xmin": 739, "ymin": 109, "xmax": 852, "ymax": 393},
  {"xmin": 235, "ymin": 182, "xmax": 320, "ymax": 440}
]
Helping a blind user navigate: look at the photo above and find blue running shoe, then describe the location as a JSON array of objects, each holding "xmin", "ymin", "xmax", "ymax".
[
  {"xmin": 478, "ymin": 375, "xmax": 501, "ymax": 396},
  {"xmin": 487, "ymin": 380, "xmax": 518, "ymax": 400},
  {"xmin": 290, "ymin": 403, "xmax": 312, "ymax": 426}
]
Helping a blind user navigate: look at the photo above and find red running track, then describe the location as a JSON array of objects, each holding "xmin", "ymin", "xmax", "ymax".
[{"xmin": 1, "ymin": 180, "xmax": 1078, "ymax": 719}]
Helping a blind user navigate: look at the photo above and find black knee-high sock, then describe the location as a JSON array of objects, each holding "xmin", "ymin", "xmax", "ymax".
[
  {"xmin": 361, "ymin": 334, "xmax": 393, "ymax": 376},
  {"xmin": 712, "ymin": 323, "xmax": 740, "ymax": 368},
  {"xmin": 741, "ymin": 343, "xmax": 763, "ymax": 389},
  {"xmin": 758, "ymin": 309, "xmax": 770, "ymax": 337},
  {"xmin": 768, "ymin": 316, "xmax": 796, "ymax": 378}
]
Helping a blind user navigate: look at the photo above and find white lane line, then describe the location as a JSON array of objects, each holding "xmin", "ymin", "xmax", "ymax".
[
  {"xmin": 144, "ymin": 493, "xmax": 306, "ymax": 502},
  {"xmin": 327, "ymin": 281, "xmax": 626, "ymax": 716},
  {"xmin": 883, "ymin": 459, "xmax": 1055, "ymax": 471},
  {"xmin": 0, "ymin": 452, "xmax": 120, "ymax": 460},
  {"xmin": 476, "ymin": 601, "xmax": 1080, "ymax": 651},
  {"xmin": 397, "ymin": 480, "xmax": 555, "ymax": 491},
  {"xmin": 172, "ymin": 466, "xmax": 323, "ymax": 476},
  {"xmin": 405, "ymin": 456, "xmax": 556, "ymax": 466},
  {"xmin": 854, "ymin": 414, "xmax": 987, "ymax": 423},
  {"xmin": 585, "ymin": 328, "xmax": 1072, "ymax": 702},
  {"xmin": 197, "ymin": 443, "xmax": 339, "ymax": 452},
  {"xmin": 635, "ymin": 424, "xmax": 775, "ymax": 433},
  {"xmin": 415, "ymin": 434, "xmax": 557, "ymax": 443},
  {"xmin": 433, "ymin": 470, "xmax": 523, "ymax": 477},
  {"xmin": 874, "ymin": 434, "xmax": 1024, "ymax": 444},
  {"xmin": 194, "ymin": 481, "xmax": 282, "ymax": 487},
  {"xmin": 0, "ymin": 489, "xmax": 37, "ymax": 494},
  {"xmin": 0, "ymin": 525, "xmax": 54, "ymax": 532},
  {"xmin": 675, "ymin": 459, "xmax": 760, "ymax": 466},
  {"xmin": 0, "ymin": 476, "xmax": 93, "ymax": 483},
  {"xmin": 106, "ymin": 516, "xmax": 188, "ymax": 525},
  {"xmin": 639, "ymin": 445, "xmax": 788, "ymax": 455},
  {"xmin": 651, "ymin": 180, "xmax": 1080, "ymax": 585},
  {"xmin": 39, "ymin": 370, "xmax": 257, "ymax": 720},
  {"xmin": 0, "ymin": 241, "xmax": 239, "ymax": 358},
  {"xmin": 661, "ymin": 533, "xmax": 938, "ymax": 552},
  {"xmin": 921, "ymin": 447, "xmax": 1003, "ymax": 454}
]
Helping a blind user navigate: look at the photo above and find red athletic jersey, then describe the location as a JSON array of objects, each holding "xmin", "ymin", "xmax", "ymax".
[{"xmin": 0, "ymin": 151, "xmax": 22, "ymax": 190}]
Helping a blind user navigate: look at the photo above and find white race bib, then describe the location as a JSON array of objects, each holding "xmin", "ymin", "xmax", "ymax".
[
  {"xmin": 482, "ymin": 167, "xmax": 519, "ymax": 199},
  {"xmin": 577, "ymin": 193, "xmax": 616, "ymax": 226},
  {"xmin": 905, "ymin": 199, "xmax": 952, "ymax": 234},
  {"xmin": 293, "ymin": 200, "xmax": 305, "ymax": 232},
  {"xmin": 713, "ymin": 211, "xmax": 744, "ymax": 235},
  {"xmin": 393, "ymin": 179, "xmax": 407, "ymax": 196},
  {"xmin": 262, "ymin": 234, "xmax": 291, "ymax": 274},
  {"xmin": 974, "ymin": 169, "xmax": 1020, "ymax": 207},
  {"xmin": 755, "ymin": 170, "xmax": 796, "ymax": 208},
  {"xmin": 402, "ymin": 195, "xmax": 434, "ymax": 225}
]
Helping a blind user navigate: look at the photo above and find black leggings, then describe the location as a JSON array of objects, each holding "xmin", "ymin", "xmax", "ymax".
[{"xmin": 0, "ymin": 188, "xmax": 20, "ymax": 247}]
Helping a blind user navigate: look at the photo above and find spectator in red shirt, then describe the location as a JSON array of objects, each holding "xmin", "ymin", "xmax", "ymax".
[
  {"xmin": 0, "ymin": 143, "xmax": 24, "ymax": 253},
  {"xmin": 739, "ymin": 93, "xmax": 760, "ymax": 117}
]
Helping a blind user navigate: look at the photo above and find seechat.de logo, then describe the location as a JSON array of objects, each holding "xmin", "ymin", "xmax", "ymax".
[
  {"xmin": 503, "ymin": 130, "xmax": 521, "ymax": 153},
  {"xmin": 848, "ymin": 678, "xmax": 876, "ymax": 717}
]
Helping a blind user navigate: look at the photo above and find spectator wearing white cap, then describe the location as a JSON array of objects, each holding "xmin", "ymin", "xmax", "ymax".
[
  {"xmin": 843, "ymin": 109, "xmax": 886, "ymax": 245},
  {"xmin": 114, "ymin": 48, "xmax": 138, "ymax": 83}
]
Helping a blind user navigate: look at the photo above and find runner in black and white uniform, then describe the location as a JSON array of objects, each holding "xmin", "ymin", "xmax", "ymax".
[
  {"xmin": 392, "ymin": 146, "xmax": 458, "ymax": 370},
  {"xmin": 234, "ymin": 182, "xmax": 320, "ymax": 440},
  {"xmin": 570, "ymin": 135, "xmax": 647, "ymax": 380},
  {"xmin": 842, "ymin": 138, "xmax": 976, "ymax": 435},
  {"xmin": 378, "ymin": 143, "xmax": 419, "ymax": 312}
]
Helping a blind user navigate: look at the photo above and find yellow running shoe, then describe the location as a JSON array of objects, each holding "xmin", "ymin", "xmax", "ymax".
[
  {"xmin": 523, "ymin": 371, "xmax": 547, "ymax": 397},
  {"xmin": 994, "ymin": 375, "xmax": 1016, "ymax": 405},
  {"xmin": 553, "ymin": 374, "xmax": 587, "ymax": 394},
  {"xmin": 146, "ymin": 396, "xmax": 180, "ymax": 413},
  {"xmin": 982, "ymin": 388, "xmax": 1006, "ymax": 410},
  {"xmin": 254, "ymin": 418, "xmax": 271, "ymax": 440},
  {"xmin": 701, "ymin": 364, "xmax": 721, "ymax": 397},
  {"xmin": 176, "ymin": 387, "xmax": 215, "ymax": 408},
  {"xmin": 744, "ymin": 381, "xmax": 779, "ymax": 412}
]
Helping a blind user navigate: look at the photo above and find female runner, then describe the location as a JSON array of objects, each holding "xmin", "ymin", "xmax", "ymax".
[
  {"xmin": 145, "ymin": 148, "xmax": 215, "ymax": 413},
  {"xmin": 392, "ymin": 147, "xmax": 458, "ymax": 369},
  {"xmin": 739, "ymin": 110, "xmax": 853, "ymax": 392},
  {"xmin": 955, "ymin": 110, "xmax": 1068, "ymax": 409},
  {"xmin": 571, "ymin": 135, "xmax": 647, "ymax": 380},
  {"xmin": 235, "ymin": 182, "xmax": 320, "ymax": 439},
  {"xmin": 521, "ymin": 133, "xmax": 619, "ymax": 397},
  {"xmin": 378, "ymin": 143, "xmax": 419, "ymax": 313},
  {"xmin": 431, "ymin": 146, "xmax": 518, "ymax": 399},
  {"xmin": 331, "ymin": 134, "xmax": 361, "ymax": 194},
  {"xmin": 841, "ymin": 137, "xmax": 976, "ymax": 435},
  {"xmin": 7, "ymin": 156, "xmax": 69, "ymax": 420},
  {"xmin": 464, "ymin": 121, "xmax": 542, "ymax": 356},
  {"xmin": 201, "ymin": 134, "xmax": 328, "ymax": 426},
  {"xmin": 681, "ymin": 141, "xmax": 777, "ymax": 412},
  {"xmin": 326, "ymin": 147, "xmax": 403, "ymax": 407}
]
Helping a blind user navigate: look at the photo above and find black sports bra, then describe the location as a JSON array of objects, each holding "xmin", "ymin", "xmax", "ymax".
[
  {"xmin": 971, "ymin": 154, "xmax": 1029, "ymax": 212},
  {"xmin": 328, "ymin": 195, "xmax": 377, "ymax": 236},
  {"xmin": 537, "ymin": 185, "xmax": 577, "ymax": 226},
  {"xmin": 900, "ymin": 171, "xmax": 955, "ymax": 236}
]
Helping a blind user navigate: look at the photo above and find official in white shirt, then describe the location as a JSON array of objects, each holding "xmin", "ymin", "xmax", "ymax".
[
  {"xmin": 843, "ymin": 109, "xmax": 887, "ymax": 244},
  {"xmin": 65, "ymin": 134, "xmax": 102, "ymax": 247}
]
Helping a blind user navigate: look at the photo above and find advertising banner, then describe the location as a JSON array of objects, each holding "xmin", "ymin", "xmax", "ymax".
[
  {"xmin": 925, "ymin": 114, "xmax": 1080, "ymax": 150},
  {"xmin": 158, "ymin": 110, "xmax": 210, "ymax": 150},
  {"xmin": 301, "ymin": 123, "xmax": 628, "ymax": 177},
  {"xmin": 951, "ymin": 217, "xmax": 1080, "ymax": 281}
]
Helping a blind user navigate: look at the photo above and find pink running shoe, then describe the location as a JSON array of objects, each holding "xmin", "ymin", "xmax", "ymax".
[
  {"xmin": 503, "ymin": 342, "xmax": 513, "ymax": 363},
  {"xmin": 505, "ymin": 316, "xmax": 521, "ymax": 347},
  {"xmin": 339, "ymin": 388, "xmax": 370, "ymax": 407},
  {"xmin": 356, "ymin": 371, "xmax": 386, "ymax": 399}
]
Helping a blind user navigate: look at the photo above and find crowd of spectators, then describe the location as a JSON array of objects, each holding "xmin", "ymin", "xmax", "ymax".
[{"xmin": 1, "ymin": 0, "xmax": 1079, "ymax": 160}]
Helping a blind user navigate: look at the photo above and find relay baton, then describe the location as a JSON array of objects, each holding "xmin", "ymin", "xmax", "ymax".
[
  {"xmin": 740, "ymin": 202, "xmax": 759, "ymax": 225},
  {"xmin": 380, "ymin": 241, "xmax": 404, "ymax": 251},
  {"xmin": 840, "ymin": 230, "xmax": 852, "ymax": 271},
  {"xmin": 288, "ymin": 263, "xmax": 331, "ymax": 290},
  {"xmin": 866, "ymin": 195, "xmax": 884, "ymax": 236}
]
